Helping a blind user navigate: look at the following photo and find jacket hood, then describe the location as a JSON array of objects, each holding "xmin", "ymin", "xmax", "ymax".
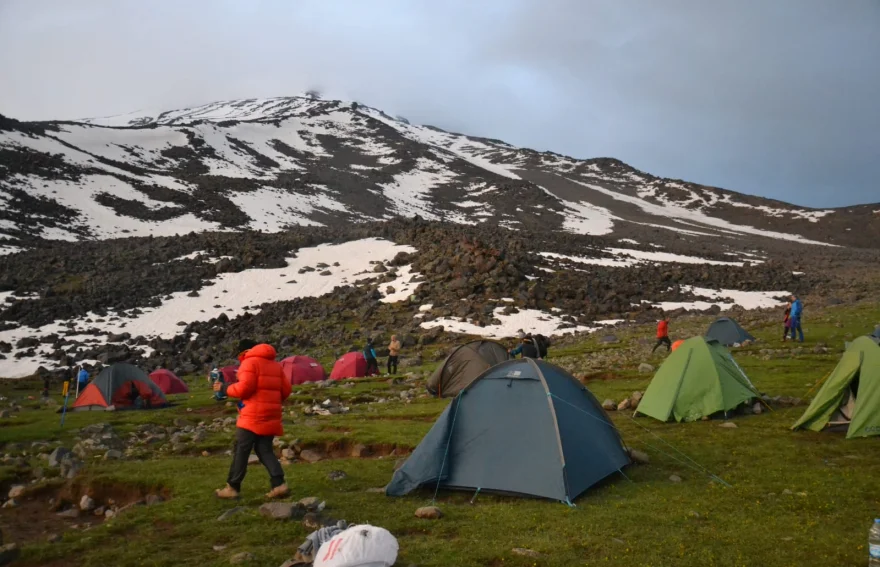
[{"xmin": 240, "ymin": 343, "xmax": 277, "ymax": 361}]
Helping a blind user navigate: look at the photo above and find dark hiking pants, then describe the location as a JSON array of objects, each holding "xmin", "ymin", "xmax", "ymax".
[
  {"xmin": 366, "ymin": 357, "xmax": 379, "ymax": 376},
  {"xmin": 387, "ymin": 356, "xmax": 399, "ymax": 375},
  {"xmin": 652, "ymin": 336, "xmax": 672, "ymax": 353},
  {"xmin": 227, "ymin": 427, "xmax": 285, "ymax": 492}
]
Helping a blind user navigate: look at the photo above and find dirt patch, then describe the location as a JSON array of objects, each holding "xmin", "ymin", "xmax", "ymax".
[
  {"xmin": 581, "ymin": 371, "xmax": 630, "ymax": 382},
  {"xmin": 299, "ymin": 439, "xmax": 411, "ymax": 460},
  {"xmin": 0, "ymin": 479, "xmax": 169, "ymax": 545}
]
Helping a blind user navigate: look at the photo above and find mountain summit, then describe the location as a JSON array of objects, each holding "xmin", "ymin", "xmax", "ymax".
[{"xmin": 2, "ymin": 94, "xmax": 876, "ymax": 252}]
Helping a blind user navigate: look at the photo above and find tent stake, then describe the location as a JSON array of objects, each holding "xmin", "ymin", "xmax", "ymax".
[{"xmin": 469, "ymin": 487, "xmax": 481, "ymax": 504}]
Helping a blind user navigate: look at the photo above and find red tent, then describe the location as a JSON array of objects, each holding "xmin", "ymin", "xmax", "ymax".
[
  {"xmin": 329, "ymin": 352, "xmax": 368, "ymax": 380},
  {"xmin": 149, "ymin": 369, "xmax": 189, "ymax": 394},
  {"xmin": 220, "ymin": 365, "xmax": 239, "ymax": 384},
  {"xmin": 281, "ymin": 356, "xmax": 326, "ymax": 385}
]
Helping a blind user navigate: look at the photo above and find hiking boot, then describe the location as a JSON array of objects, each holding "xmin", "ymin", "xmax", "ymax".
[
  {"xmin": 215, "ymin": 484, "xmax": 240, "ymax": 499},
  {"xmin": 265, "ymin": 484, "xmax": 290, "ymax": 499}
]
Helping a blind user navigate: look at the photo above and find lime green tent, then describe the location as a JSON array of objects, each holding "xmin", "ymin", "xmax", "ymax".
[
  {"xmin": 637, "ymin": 337, "xmax": 759, "ymax": 422},
  {"xmin": 792, "ymin": 336, "xmax": 880, "ymax": 439}
]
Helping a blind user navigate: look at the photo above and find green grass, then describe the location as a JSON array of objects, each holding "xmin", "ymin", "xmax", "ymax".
[{"xmin": 2, "ymin": 301, "xmax": 880, "ymax": 566}]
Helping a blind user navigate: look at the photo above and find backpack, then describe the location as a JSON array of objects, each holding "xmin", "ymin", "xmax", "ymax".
[{"xmin": 535, "ymin": 334, "xmax": 550, "ymax": 358}]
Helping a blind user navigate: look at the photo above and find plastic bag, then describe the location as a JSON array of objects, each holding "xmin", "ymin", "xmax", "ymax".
[{"xmin": 313, "ymin": 524, "xmax": 398, "ymax": 567}]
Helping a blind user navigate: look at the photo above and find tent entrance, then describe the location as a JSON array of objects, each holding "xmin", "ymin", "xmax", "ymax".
[{"xmin": 827, "ymin": 371, "xmax": 860, "ymax": 430}]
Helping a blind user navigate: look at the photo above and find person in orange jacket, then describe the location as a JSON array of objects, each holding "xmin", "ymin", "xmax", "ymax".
[
  {"xmin": 651, "ymin": 317, "xmax": 671, "ymax": 353},
  {"xmin": 214, "ymin": 339, "xmax": 291, "ymax": 500}
]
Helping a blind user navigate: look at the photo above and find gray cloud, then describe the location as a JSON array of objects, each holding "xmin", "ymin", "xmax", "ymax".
[{"xmin": 1, "ymin": 0, "xmax": 877, "ymax": 207}]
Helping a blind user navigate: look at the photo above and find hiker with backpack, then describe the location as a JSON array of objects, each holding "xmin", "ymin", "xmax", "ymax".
[
  {"xmin": 364, "ymin": 339, "xmax": 379, "ymax": 376},
  {"xmin": 510, "ymin": 334, "xmax": 540, "ymax": 359}
]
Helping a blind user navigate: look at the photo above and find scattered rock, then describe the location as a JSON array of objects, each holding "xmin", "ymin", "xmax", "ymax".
[
  {"xmin": 512, "ymin": 548, "xmax": 541, "ymax": 558},
  {"xmin": 281, "ymin": 448, "xmax": 296, "ymax": 460},
  {"xmin": 602, "ymin": 399, "xmax": 615, "ymax": 411},
  {"xmin": 47, "ymin": 534, "xmax": 62, "ymax": 544},
  {"xmin": 617, "ymin": 399, "xmax": 631, "ymax": 411},
  {"xmin": 638, "ymin": 363, "xmax": 654, "ymax": 374},
  {"xmin": 7, "ymin": 485, "xmax": 25, "ymax": 500},
  {"xmin": 415, "ymin": 506, "xmax": 442, "ymax": 520},
  {"xmin": 327, "ymin": 470, "xmax": 347, "ymax": 481},
  {"xmin": 350, "ymin": 443, "xmax": 369, "ymax": 458},
  {"xmin": 298, "ymin": 497, "xmax": 321, "ymax": 511},
  {"xmin": 230, "ymin": 551, "xmax": 255, "ymax": 564},
  {"xmin": 1, "ymin": 500, "xmax": 17, "ymax": 509},
  {"xmin": 145, "ymin": 494, "xmax": 164, "ymax": 506},
  {"xmin": 247, "ymin": 454, "xmax": 260, "ymax": 465},
  {"xmin": 299, "ymin": 450, "xmax": 323, "ymax": 463},
  {"xmin": 628, "ymin": 448, "xmax": 650, "ymax": 464},
  {"xmin": 104, "ymin": 449, "xmax": 123, "ymax": 460},
  {"xmin": 259, "ymin": 502, "xmax": 305, "ymax": 520},
  {"xmin": 719, "ymin": 422, "xmax": 738, "ymax": 429},
  {"xmin": 669, "ymin": 475, "xmax": 682, "ymax": 483},
  {"xmin": 79, "ymin": 495, "xmax": 95, "ymax": 511},
  {"xmin": 57, "ymin": 508, "xmax": 81, "ymax": 519},
  {"xmin": 48, "ymin": 447, "xmax": 72, "ymax": 467}
]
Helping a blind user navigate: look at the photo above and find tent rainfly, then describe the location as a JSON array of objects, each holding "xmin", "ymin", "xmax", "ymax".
[
  {"xmin": 705, "ymin": 317, "xmax": 756, "ymax": 346},
  {"xmin": 792, "ymin": 336, "xmax": 880, "ymax": 439},
  {"xmin": 387, "ymin": 358, "xmax": 630, "ymax": 503},
  {"xmin": 636, "ymin": 337, "xmax": 760, "ymax": 422}
]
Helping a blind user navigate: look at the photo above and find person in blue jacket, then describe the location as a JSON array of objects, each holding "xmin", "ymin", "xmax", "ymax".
[
  {"xmin": 76, "ymin": 366, "xmax": 89, "ymax": 395},
  {"xmin": 363, "ymin": 339, "xmax": 379, "ymax": 376},
  {"xmin": 789, "ymin": 295, "xmax": 804, "ymax": 343}
]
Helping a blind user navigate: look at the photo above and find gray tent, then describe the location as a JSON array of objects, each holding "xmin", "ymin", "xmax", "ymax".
[
  {"xmin": 705, "ymin": 317, "xmax": 755, "ymax": 346},
  {"xmin": 426, "ymin": 340, "xmax": 509, "ymax": 397},
  {"xmin": 388, "ymin": 359, "xmax": 630, "ymax": 503}
]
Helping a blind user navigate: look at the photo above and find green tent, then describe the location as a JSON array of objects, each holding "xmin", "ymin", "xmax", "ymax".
[
  {"xmin": 792, "ymin": 336, "xmax": 880, "ymax": 439},
  {"xmin": 637, "ymin": 337, "xmax": 759, "ymax": 422}
]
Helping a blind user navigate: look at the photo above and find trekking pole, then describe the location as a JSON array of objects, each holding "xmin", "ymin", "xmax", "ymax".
[{"xmin": 60, "ymin": 381, "xmax": 71, "ymax": 427}]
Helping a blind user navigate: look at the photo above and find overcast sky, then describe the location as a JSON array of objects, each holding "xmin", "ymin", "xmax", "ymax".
[{"xmin": 1, "ymin": 0, "xmax": 878, "ymax": 208}]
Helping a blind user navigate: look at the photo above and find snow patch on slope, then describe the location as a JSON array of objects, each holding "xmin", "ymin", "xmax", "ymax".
[{"xmin": 0, "ymin": 238, "xmax": 416, "ymax": 378}]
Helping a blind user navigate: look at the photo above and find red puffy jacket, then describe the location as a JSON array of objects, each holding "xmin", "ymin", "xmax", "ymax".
[
  {"xmin": 657, "ymin": 320, "xmax": 669, "ymax": 339},
  {"xmin": 226, "ymin": 344, "xmax": 290, "ymax": 436}
]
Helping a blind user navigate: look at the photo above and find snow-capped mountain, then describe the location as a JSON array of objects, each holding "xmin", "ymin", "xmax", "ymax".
[{"xmin": 2, "ymin": 95, "xmax": 876, "ymax": 254}]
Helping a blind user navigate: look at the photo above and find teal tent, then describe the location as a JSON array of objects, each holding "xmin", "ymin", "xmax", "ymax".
[{"xmin": 386, "ymin": 359, "xmax": 630, "ymax": 503}]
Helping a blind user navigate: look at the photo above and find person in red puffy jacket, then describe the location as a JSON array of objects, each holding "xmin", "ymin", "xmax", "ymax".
[
  {"xmin": 651, "ymin": 317, "xmax": 671, "ymax": 353},
  {"xmin": 214, "ymin": 340, "xmax": 291, "ymax": 499}
]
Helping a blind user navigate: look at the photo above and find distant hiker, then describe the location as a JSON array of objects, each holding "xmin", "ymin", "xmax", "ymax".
[
  {"xmin": 364, "ymin": 339, "xmax": 379, "ymax": 376},
  {"xmin": 782, "ymin": 300, "xmax": 792, "ymax": 342},
  {"xmin": 510, "ymin": 334, "xmax": 540, "ymax": 359},
  {"xmin": 652, "ymin": 317, "xmax": 671, "ymax": 353},
  {"xmin": 214, "ymin": 340, "xmax": 291, "ymax": 500},
  {"xmin": 387, "ymin": 335, "xmax": 401, "ymax": 375},
  {"xmin": 76, "ymin": 366, "xmax": 89, "ymax": 396},
  {"xmin": 789, "ymin": 295, "xmax": 804, "ymax": 343},
  {"xmin": 209, "ymin": 365, "xmax": 226, "ymax": 401}
]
